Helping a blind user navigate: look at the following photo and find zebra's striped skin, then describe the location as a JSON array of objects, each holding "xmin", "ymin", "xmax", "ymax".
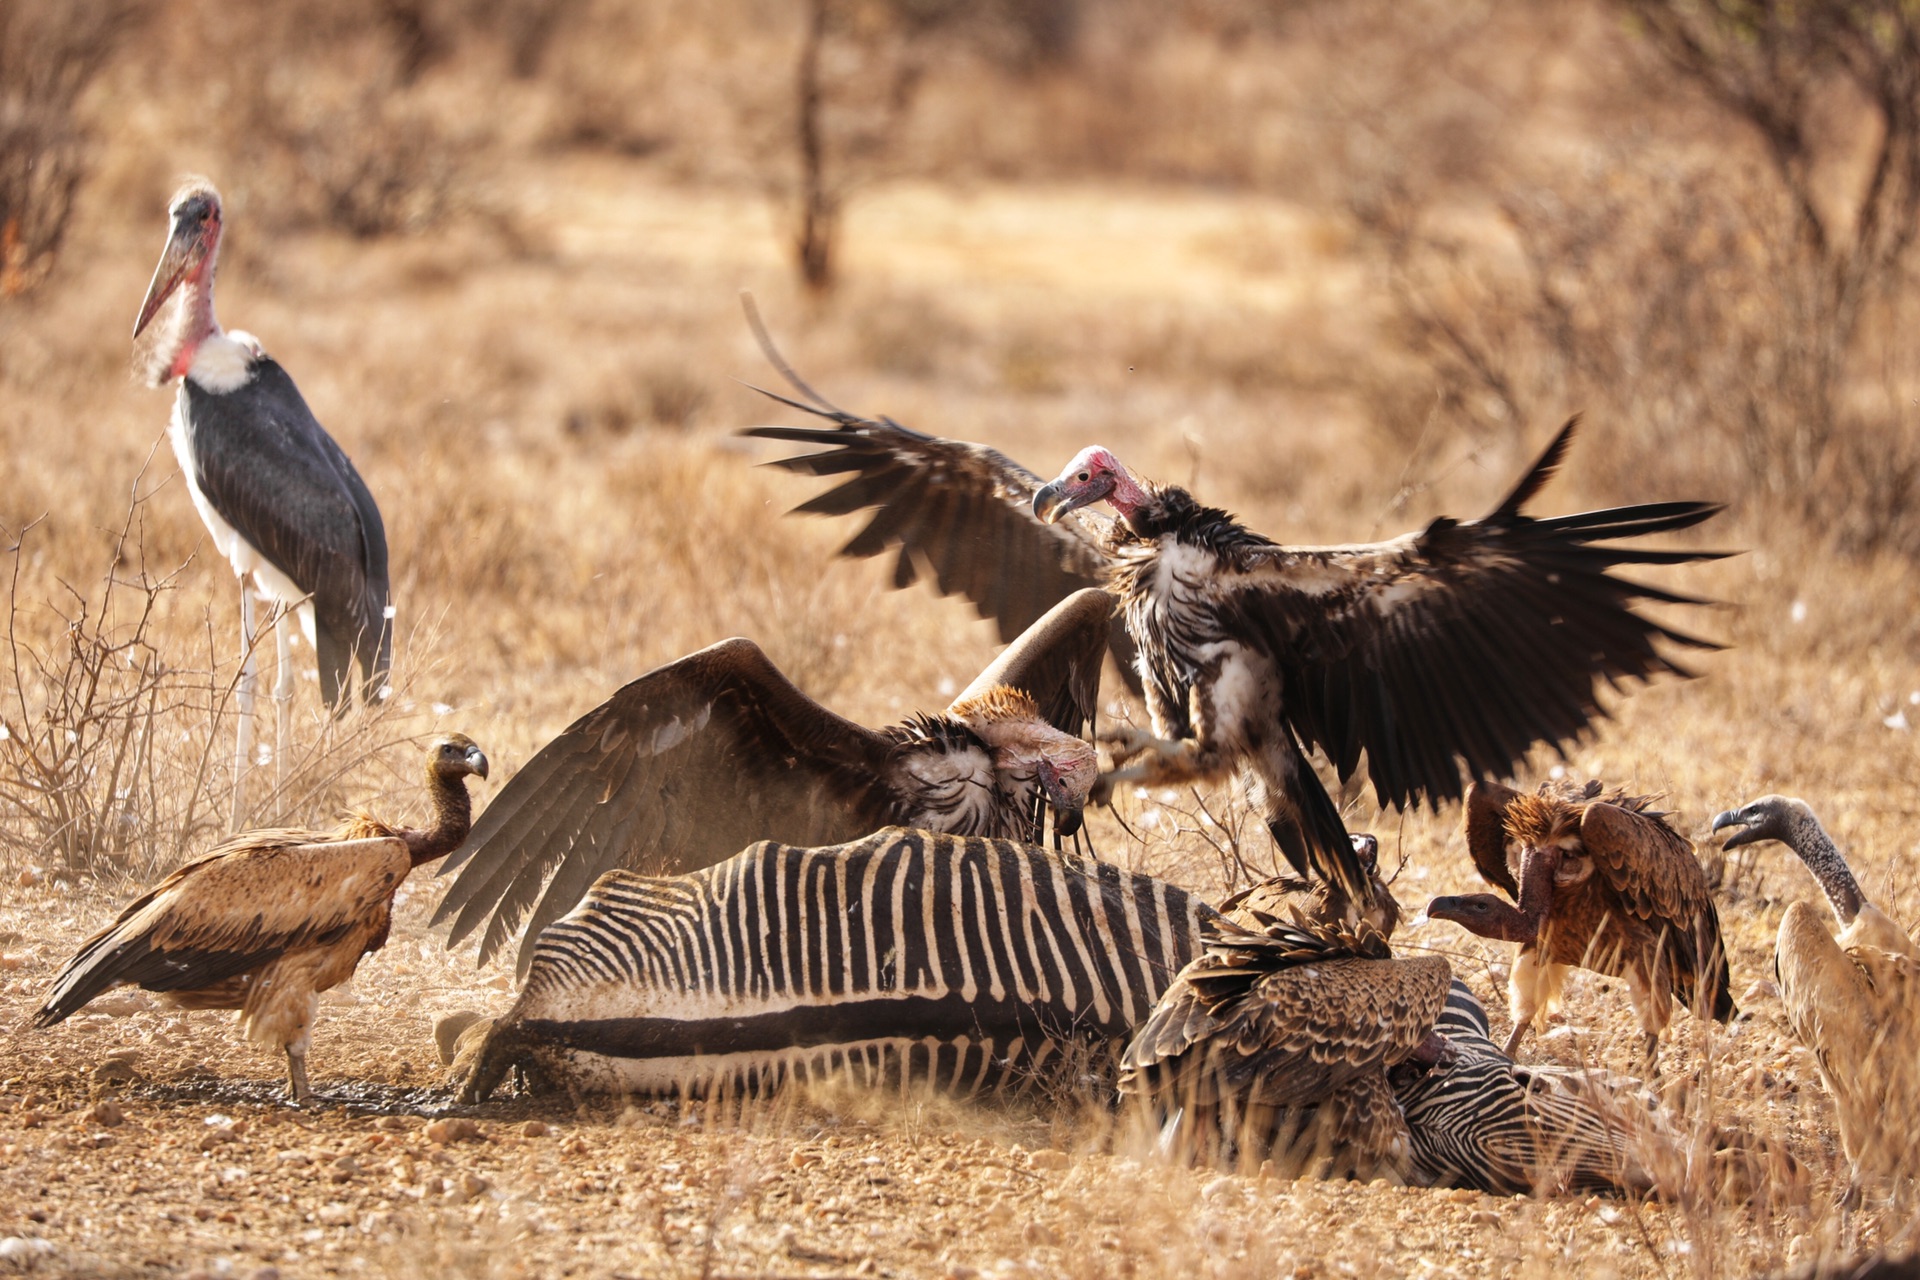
[
  {"xmin": 1395, "ymin": 981, "xmax": 1649, "ymax": 1195},
  {"xmin": 461, "ymin": 827, "xmax": 1216, "ymax": 1101}
]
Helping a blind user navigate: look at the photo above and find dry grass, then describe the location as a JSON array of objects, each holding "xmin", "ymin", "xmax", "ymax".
[{"xmin": 1, "ymin": 2, "xmax": 1918, "ymax": 1276}]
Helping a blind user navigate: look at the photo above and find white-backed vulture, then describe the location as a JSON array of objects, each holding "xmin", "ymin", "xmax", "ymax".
[
  {"xmin": 35, "ymin": 735, "xmax": 488, "ymax": 1102},
  {"xmin": 434, "ymin": 589, "xmax": 1111, "ymax": 976},
  {"xmin": 1426, "ymin": 779, "xmax": 1734, "ymax": 1061},
  {"xmin": 1713, "ymin": 796, "xmax": 1920, "ymax": 1193},
  {"xmin": 740, "ymin": 338, "xmax": 1724, "ymax": 920}
]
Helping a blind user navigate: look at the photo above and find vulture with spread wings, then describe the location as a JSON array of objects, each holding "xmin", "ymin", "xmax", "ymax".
[
  {"xmin": 741, "ymin": 345, "xmax": 1726, "ymax": 917},
  {"xmin": 434, "ymin": 589, "xmax": 1111, "ymax": 975}
]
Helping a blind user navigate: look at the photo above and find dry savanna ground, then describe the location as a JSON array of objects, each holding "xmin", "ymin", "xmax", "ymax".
[{"xmin": 3, "ymin": 57, "xmax": 1920, "ymax": 1280}]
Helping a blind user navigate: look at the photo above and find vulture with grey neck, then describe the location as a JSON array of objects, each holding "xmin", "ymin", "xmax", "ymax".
[
  {"xmin": 434, "ymin": 589, "xmax": 1110, "ymax": 976},
  {"xmin": 36, "ymin": 735, "xmax": 488, "ymax": 1103},
  {"xmin": 1713, "ymin": 796, "xmax": 1920, "ymax": 1194},
  {"xmin": 740, "ymin": 328, "xmax": 1725, "ymax": 919},
  {"xmin": 1427, "ymin": 779, "xmax": 1734, "ymax": 1061}
]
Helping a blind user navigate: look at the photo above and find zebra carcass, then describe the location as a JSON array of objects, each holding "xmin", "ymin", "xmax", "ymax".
[{"xmin": 458, "ymin": 828, "xmax": 1217, "ymax": 1101}]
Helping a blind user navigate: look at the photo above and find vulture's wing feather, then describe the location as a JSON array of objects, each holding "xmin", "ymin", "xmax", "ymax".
[
  {"xmin": 183, "ymin": 359, "xmax": 391, "ymax": 703},
  {"xmin": 1122, "ymin": 942, "xmax": 1450, "ymax": 1109},
  {"xmin": 1461, "ymin": 780, "xmax": 1523, "ymax": 898},
  {"xmin": 738, "ymin": 354, "xmax": 1138, "ymax": 686},
  {"xmin": 36, "ymin": 837, "xmax": 409, "ymax": 1025},
  {"xmin": 951, "ymin": 587, "xmax": 1113, "ymax": 738},
  {"xmin": 1226, "ymin": 418, "xmax": 1726, "ymax": 813},
  {"xmin": 433, "ymin": 638, "xmax": 901, "ymax": 976},
  {"xmin": 1578, "ymin": 800, "xmax": 1735, "ymax": 1020}
]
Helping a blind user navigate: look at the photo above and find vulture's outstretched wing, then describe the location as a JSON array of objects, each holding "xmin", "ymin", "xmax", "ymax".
[
  {"xmin": 183, "ymin": 359, "xmax": 392, "ymax": 705},
  {"xmin": 736, "ymin": 324, "xmax": 1138, "ymax": 688},
  {"xmin": 951, "ymin": 587, "xmax": 1113, "ymax": 739},
  {"xmin": 433, "ymin": 639, "xmax": 900, "ymax": 976},
  {"xmin": 1577, "ymin": 800, "xmax": 1734, "ymax": 1020},
  {"xmin": 1228, "ymin": 419, "xmax": 1726, "ymax": 813},
  {"xmin": 36, "ymin": 836, "xmax": 409, "ymax": 1025}
]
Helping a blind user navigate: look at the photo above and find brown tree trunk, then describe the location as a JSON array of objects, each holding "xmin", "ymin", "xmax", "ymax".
[{"xmin": 794, "ymin": 0, "xmax": 837, "ymax": 293}]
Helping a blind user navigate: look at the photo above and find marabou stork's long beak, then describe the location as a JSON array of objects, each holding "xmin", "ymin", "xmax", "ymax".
[{"xmin": 134, "ymin": 220, "xmax": 212, "ymax": 340}]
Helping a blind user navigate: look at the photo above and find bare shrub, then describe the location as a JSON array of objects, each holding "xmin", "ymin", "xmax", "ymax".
[
  {"xmin": 0, "ymin": 478, "xmax": 444, "ymax": 887},
  {"xmin": 0, "ymin": 0, "xmax": 147, "ymax": 295}
]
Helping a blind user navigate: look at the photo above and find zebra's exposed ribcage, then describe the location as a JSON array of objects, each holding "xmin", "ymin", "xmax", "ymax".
[
  {"xmin": 1397, "ymin": 981, "xmax": 1648, "ymax": 1195},
  {"xmin": 463, "ymin": 827, "xmax": 1216, "ymax": 1101}
]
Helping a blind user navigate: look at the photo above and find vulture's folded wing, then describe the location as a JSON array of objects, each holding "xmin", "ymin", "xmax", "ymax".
[
  {"xmin": 1225, "ymin": 418, "xmax": 1726, "ymax": 814},
  {"xmin": 1578, "ymin": 800, "xmax": 1735, "ymax": 1019},
  {"xmin": 35, "ymin": 837, "xmax": 409, "ymax": 1025},
  {"xmin": 433, "ymin": 638, "xmax": 900, "ymax": 976},
  {"xmin": 735, "ymin": 330, "xmax": 1137, "ymax": 686},
  {"xmin": 952, "ymin": 587, "xmax": 1113, "ymax": 739},
  {"xmin": 1461, "ymin": 780, "xmax": 1523, "ymax": 898},
  {"xmin": 1123, "ymin": 946, "xmax": 1450, "ymax": 1110}
]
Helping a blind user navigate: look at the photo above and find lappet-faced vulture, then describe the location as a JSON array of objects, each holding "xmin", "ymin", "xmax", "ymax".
[
  {"xmin": 434, "ymin": 589, "xmax": 1112, "ymax": 976},
  {"xmin": 741, "ymin": 333, "xmax": 1725, "ymax": 919}
]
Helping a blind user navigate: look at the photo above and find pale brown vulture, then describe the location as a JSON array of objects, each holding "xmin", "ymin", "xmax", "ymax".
[
  {"xmin": 743, "ymin": 348, "xmax": 1724, "ymax": 915},
  {"xmin": 36, "ymin": 735, "xmax": 488, "ymax": 1102},
  {"xmin": 1713, "ymin": 796, "xmax": 1920, "ymax": 1194},
  {"xmin": 1120, "ymin": 915, "xmax": 1453, "ymax": 1180},
  {"xmin": 434, "ymin": 589, "xmax": 1112, "ymax": 976},
  {"xmin": 1428, "ymin": 779, "xmax": 1734, "ymax": 1061}
]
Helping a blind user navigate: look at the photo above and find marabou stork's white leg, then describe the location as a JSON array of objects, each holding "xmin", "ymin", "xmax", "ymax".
[
  {"xmin": 231, "ymin": 585, "xmax": 258, "ymax": 831},
  {"xmin": 271, "ymin": 607, "xmax": 294, "ymax": 794}
]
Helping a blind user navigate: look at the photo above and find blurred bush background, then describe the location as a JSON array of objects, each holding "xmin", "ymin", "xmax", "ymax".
[{"xmin": 2, "ymin": 0, "xmax": 1916, "ymax": 881}]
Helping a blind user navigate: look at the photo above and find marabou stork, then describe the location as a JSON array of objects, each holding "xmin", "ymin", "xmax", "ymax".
[{"xmin": 133, "ymin": 180, "xmax": 392, "ymax": 826}]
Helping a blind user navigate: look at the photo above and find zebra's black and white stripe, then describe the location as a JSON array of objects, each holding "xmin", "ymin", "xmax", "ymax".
[
  {"xmin": 1394, "ymin": 981, "xmax": 1650, "ymax": 1195},
  {"xmin": 461, "ymin": 827, "xmax": 1215, "ymax": 1101}
]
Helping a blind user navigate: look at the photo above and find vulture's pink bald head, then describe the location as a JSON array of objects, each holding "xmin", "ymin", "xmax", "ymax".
[{"xmin": 1032, "ymin": 446, "xmax": 1148, "ymax": 524}]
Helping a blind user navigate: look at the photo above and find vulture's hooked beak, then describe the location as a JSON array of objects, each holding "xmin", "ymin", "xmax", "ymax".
[
  {"xmin": 1710, "ymin": 806, "xmax": 1762, "ymax": 849},
  {"xmin": 1037, "ymin": 756, "xmax": 1087, "ymax": 835},
  {"xmin": 134, "ymin": 216, "xmax": 215, "ymax": 339},
  {"xmin": 1033, "ymin": 470, "xmax": 1116, "ymax": 525},
  {"xmin": 466, "ymin": 746, "xmax": 491, "ymax": 780},
  {"xmin": 1032, "ymin": 480, "xmax": 1072, "ymax": 525}
]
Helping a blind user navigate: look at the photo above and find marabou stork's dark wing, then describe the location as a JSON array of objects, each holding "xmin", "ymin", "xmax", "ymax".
[
  {"xmin": 950, "ymin": 587, "xmax": 1113, "ymax": 739},
  {"xmin": 183, "ymin": 357, "xmax": 391, "ymax": 704},
  {"xmin": 1225, "ymin": 418, "xmax": 1726, "ymax": 816},
  {"xmin": 736, "ymin": 345, "xmax": 1139, "ymax": 689},
  {"xmin": 433, "ymin": 638, "xmax": 902, "ymax": 976}
]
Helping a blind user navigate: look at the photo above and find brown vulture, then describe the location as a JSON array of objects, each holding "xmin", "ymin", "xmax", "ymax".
[
  {"xmin": 742, "ymin": 348, "xmax": 1725, "ymax": 915},
  {"xmin": 36, "ymin": 735, "xmax": 488, "ymax": 1103},
  {"xmin": 1427, "ymin": 779, "xmax": 1734, "ymax": 1061},
  {"xmin": 1713, "ymin": 796, "xmax": 1920, "ymax": 1193},
  {"xmin": 1119, "ymin": 913, "xmax": 1454, "ymax": 1180},
  {"xmin": 433, "ymin": 588, "xmax": 1112, "ymax": 976}
]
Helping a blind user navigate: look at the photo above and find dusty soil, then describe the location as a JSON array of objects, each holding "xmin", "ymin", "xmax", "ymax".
[{"xmin": 0, "ymin": 865, "xmax": 1896, "ymax": 1280}]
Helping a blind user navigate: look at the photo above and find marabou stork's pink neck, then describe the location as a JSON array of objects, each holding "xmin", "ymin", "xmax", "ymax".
[{"xmin": 164, "ymin": 253, "xmax": 223, "ymax": 383}]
